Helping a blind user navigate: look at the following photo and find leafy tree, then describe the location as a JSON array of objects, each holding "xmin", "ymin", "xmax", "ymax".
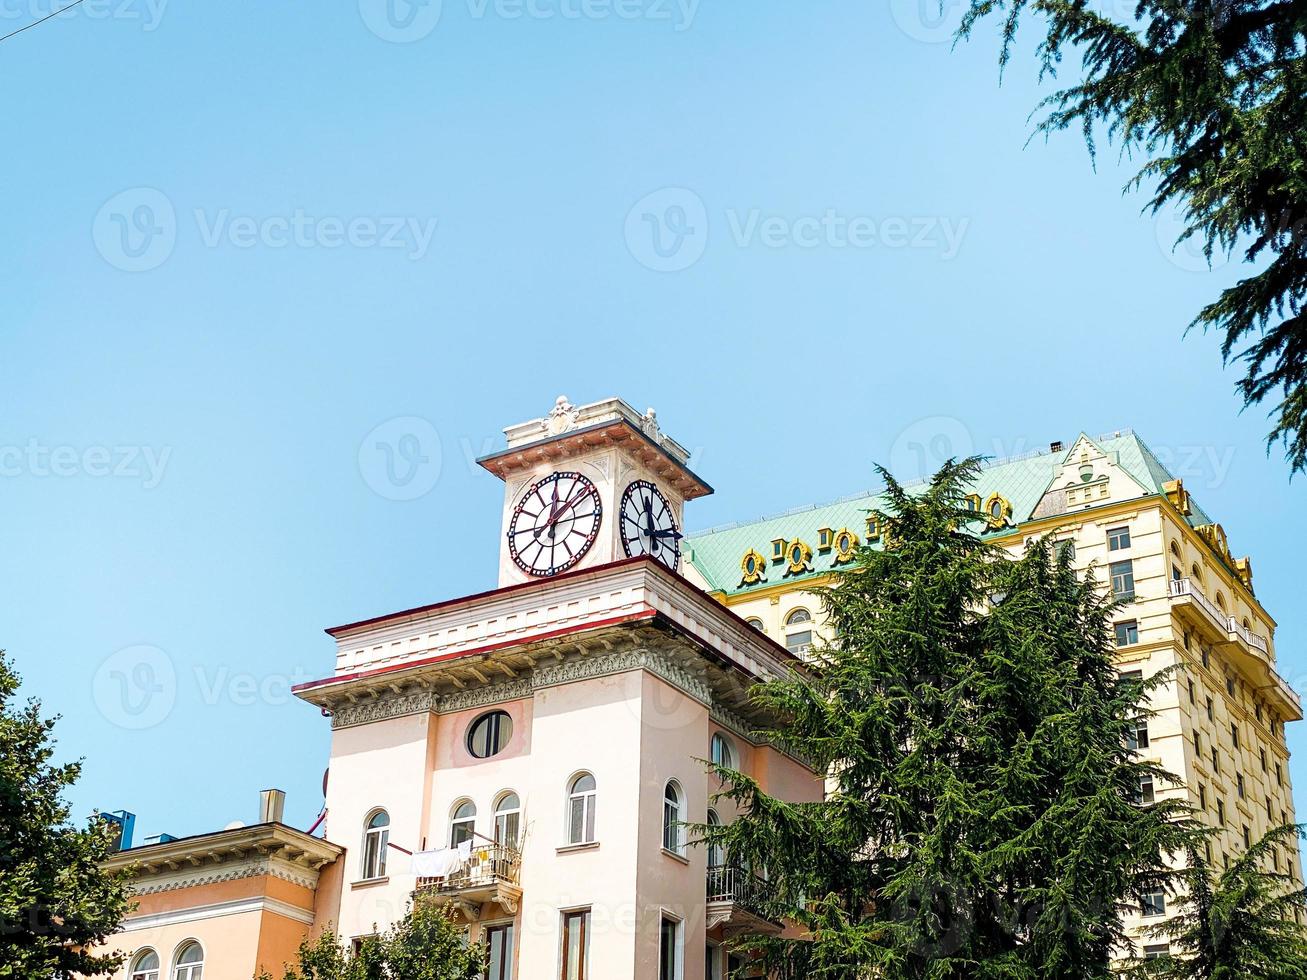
[
  {"xmin": 0, "ymin": 649, "xmax": 130, "ymax": 977},
  {"xmin": 258, "ymin": 900, "xmax": 485, "ymax": 980},
  {"xmin": 1125, "ymin": 824, "xmax": 1307, "ymax": 980},
  {"xmin": 702, "ymin": 459, "xmax": 1198, "ymax": 979},
  {"xmin": 957, "ymin": 0, "xmax": 1307, "ymax": 471}
]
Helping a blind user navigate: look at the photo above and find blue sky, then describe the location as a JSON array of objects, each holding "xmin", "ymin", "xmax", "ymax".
[{"xmin": 2, "ymin": 0, "xmax": 1299, "ymax": 840}]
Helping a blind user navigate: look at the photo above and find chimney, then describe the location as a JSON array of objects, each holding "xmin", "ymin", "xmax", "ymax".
[
  {"xmin": 1050, "ymin": 440, "xmax": 1064, "ymax": 453},
  {"xmin": 259, "ymin": 789, "xmax": 286, "ymax": 825}
]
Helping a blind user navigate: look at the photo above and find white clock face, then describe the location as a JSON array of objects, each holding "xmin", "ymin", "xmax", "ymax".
[
  {"xmin": 508, "ymin": 471, "xmax": 603, "ymax": 577},
  {"xmin": 619, "ymin": 480, "xmax": 681, "ymax": 571}
]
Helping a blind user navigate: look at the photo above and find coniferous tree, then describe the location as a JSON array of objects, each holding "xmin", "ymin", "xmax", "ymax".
[
  {"xmin": 258, "ymin": 900, "xmax": 485, "ymax": 980},
  {"xmin": 703, "ymin": 459, "xmax": 1198, "ymax": 980},
  {"xmin": 0, "ymin": 650, "xmax": 130, "ymax": 978},
  {"xmin": 1125, "ymin": 824, "xmax": 1307, "ymax": 980},
  {"xmin": 957, "ymin": 0, "xmax": 1307, "ymax": 471}
]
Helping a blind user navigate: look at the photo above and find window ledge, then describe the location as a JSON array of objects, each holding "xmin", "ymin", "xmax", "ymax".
[
  {"xmin": 661, "ymin": 848, "xmax": 689, "ymax": 865},
  {"xmin": 557, "ymin": 841, "xmax": 600, "ymax": 855},
  {"xmin": 351, "ymin": 876, "xmax": 390, "ymax": 889}
]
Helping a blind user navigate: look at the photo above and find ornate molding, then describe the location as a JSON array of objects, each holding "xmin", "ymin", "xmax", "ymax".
[
  {"xmin": 129, "ymin": 856, "xmax": 320, "ymax": 896},
  {"xmin": 331, "ymin": 691, "xmax": 438, "ymax": 729}
]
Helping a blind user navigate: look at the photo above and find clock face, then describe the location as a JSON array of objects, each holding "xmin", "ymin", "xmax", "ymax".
[
  {"xmin": 619, "ymin": 480, "xmax": 681, "ymax": 571},
  {"xmin": 508, "ymin": 472, "xmax": 603, "ymax": 577}
]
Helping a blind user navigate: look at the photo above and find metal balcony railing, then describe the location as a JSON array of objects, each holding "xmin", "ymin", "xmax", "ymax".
[
  {"xmin": 706, "ymin": 864, "xmax": 776, "ymax": 919},
  {"xmin": 415, "ymin": 843, "xmax": 520, "ymax": 895}
]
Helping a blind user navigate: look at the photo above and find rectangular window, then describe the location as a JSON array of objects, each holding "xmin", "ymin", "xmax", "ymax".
[
  {"xmin": 1107, "ymin": 526, "xmax": 1131, "ymax": 551},
  {"xmin": 1141, "ymin": 890, "xmax": 1167, "ymax": 917},
  {"xmin": 1227, "ymin": 677, "xmax": 1237, "ymax": 698},
  {"xmin": 1188, "ymin": 679, "xmax": 1195, "ymax": 704},
  {"xmin": 659, "ymin": 916, "xmax": 682, "ymax": 980},
  {"xmin": 1195, "ymin": 732, "xmax": 1203, "ymax": 756},
  {"xmin": 561, "ymin": 910, "xmax": 590, "ymax": 980},
  {"xmin": 1127, "ymin": 718, "xmax": 1150, "ymax": 752},
  {"xmin": 1237, "ymin": 773, "xmax": 1246, "ymax": 799},
  {"xmin": 1110, "ymin": 560, "xmax": 1136, "ymax": 600},
  {"xmin": 1244, "ymin": 825, "xmax": 1252, "ymax": 849},
  {"xmin": 1144, "ymin": 944, "xmax": 1171, "ymax": 959},
  {"xmin": 486, "ymin": 923, "xmax": 515, "ymax": 980},
  {"xmin": 1277, "ymin": 763, "xmax": 1284, "ymax": 786},
  {"xmin": 1115, "ymin": 620, "xmax": 1140, "ymax": 647},
  {"xmin": 1231, "ymin": 724, "xmax": 1240, "ymax": 749},
  {"xmin": 1202, "ymin": 648, "xmax": 1210, "ymax": 669},
  {"xmin": 1206, "ymin": 697, "xmax": 1214, "ymax": 722},
  {"xmin": 1138, "ymin": 774, "xmax": 1155, "ymax": 805},
  {"xmin": 1212, "ymin": 747, "xmax": 1220, "ymax": 773},
  {"xmin": 1198, "ymin": 784, "xmax": 1207, "ymax": 811},
  {"xmin": 785, "ymin": 630, "xmax": 814, "ymax": 655},
  {"xmin": 1217, "ymin": 799, "xmax": 1226, "ymax": 825}
]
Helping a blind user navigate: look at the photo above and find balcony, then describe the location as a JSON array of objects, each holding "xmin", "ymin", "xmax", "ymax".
[
  {"xmin": 1167, "ymin": 578, "xmax": 1301, "ymax": 720},
  {"xmin": 415, "ymin": 843, "xmax": 521, "ymax": 917},
  {"xmin": 705, "ymin": 865, "xmax": 782, "ymax": 938}
]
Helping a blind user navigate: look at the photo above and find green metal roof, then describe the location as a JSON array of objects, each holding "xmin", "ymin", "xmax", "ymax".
[{"xmin": 684, "ymin": 429, "xmax": 1213, "ymax": 597}]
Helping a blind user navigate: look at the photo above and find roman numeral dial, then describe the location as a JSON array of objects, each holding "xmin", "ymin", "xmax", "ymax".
[
  {"xmin": 620, "ymin": 480, "xmax": 681, "ymax": 572},
  {"xmin": 508, "ymin": 472, "xmax": 603, "ymax": 577}
]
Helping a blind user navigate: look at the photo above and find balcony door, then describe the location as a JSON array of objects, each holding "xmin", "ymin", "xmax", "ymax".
[{"xmin": 485, "ymin": 923, "xmax": 514, "ymax": 980}]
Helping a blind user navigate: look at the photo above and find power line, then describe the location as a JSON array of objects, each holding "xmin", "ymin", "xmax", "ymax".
[{"xmin": 0, "ymin": 0, "xmax": 90, "ymax": 43}]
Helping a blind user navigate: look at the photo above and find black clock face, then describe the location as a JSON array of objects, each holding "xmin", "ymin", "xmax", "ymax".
[
  {"xmin": 508, "ymin": 472, "xmax": 603, "ymax": 577},
  {"xmin": 619, "ymin": 480, "xmax": 681, "ymax": 571}
]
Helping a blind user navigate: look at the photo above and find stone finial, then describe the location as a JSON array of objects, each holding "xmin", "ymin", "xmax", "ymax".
[{"xmin": 544, "ymin": 395, "xmax": 580, "ymax": 436}]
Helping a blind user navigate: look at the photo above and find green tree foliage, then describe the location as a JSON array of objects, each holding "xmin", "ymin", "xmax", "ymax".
[
  {"xmin": 1125, "ymin": 824, "xmax": 1307, "ymax": 980},
  {"xmin": 702, "ymin": 459, "xmax": 1199, "ymax": 979},
  {"xmin": 0, "ymin": 650, "xmax": 131, "ymax": 977},
  {"xmin": 957, "ymin": 0, "xmax": 1307, "ymax": 471},
  {"xmin": 258, "ymin": 900, "xmax": 485, "ymax": 980}
]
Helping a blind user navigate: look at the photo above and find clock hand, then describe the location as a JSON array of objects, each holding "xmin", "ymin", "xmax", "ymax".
[{"xmin": 650, "ymin": 528, "xmax": 682, "ymax": 540}]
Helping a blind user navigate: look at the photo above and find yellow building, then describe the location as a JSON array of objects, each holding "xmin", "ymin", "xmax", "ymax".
[{"xmin": 682, "ymin": 429, "xmax": 1302, "ymax": 951}]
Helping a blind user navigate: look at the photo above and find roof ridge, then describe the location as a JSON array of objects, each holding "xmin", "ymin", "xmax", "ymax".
[{"xmin": 687, "ymin": 428, "xmax": 1136, "ymax": 539}]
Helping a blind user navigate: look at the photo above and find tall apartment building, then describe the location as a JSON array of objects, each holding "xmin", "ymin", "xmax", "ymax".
[
  {"xmin": 94, "ymin": 405, "xmax": 1300, "ymax": 977},
  {"xmin": 682, "ymin": 429, "xmax": 1302, "ymax": 951}
]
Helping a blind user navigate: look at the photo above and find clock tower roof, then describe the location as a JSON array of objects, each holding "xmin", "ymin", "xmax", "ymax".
[{"xmin": 477, "ymin": 395, "xmax": 713, "ymax": 501}]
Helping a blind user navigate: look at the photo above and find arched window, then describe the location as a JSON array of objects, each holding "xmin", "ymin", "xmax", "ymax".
[
  {"xmin": 567, "ymin": 773, "xmax": 597, "ymax": 845},
  {"xmin": 130, "ymin": 949, "xmax": 160, "ymax": 980},
  {"xmin": 361, "ymin": 809, "xmax": 389, "ymax": 880},
  {"xmin": 449, "ymin": 800, "xmax": 476, "ymax": 847},
  {"xmin": 467, "ymin": 710, "xmax": 513, "ymax": 759},
  {"xmin": 745, "ymin": 618, "xmax": 765, "ymax": 632},
  {"xmin": 706, "ymin": 808, "xmax": 725, "ymax": 868},
  {"xmin": 1191, "ymin": 563, "xmax": 1203, "ymax": 584},
  {"xmin": 710, "ymin": 733, "xmax": 736, "ymax": 769},
  {"xmin": 172, "ymin": 942, "xmax": 204, "ymax": 980},
  {"xmin": 662, "ymin": 780, "xmax": 684, "ymax": 854},
  {"xmin": 1216, "ymin": 592, "xmax": 1228, "ymax": 612},
  {"xmin": 494, "ymin": 792, "xmax": 521, "ymax": 848},
  {"xmin": 784, "ymin": 608, "xmax": 814, "ymax": 655}
]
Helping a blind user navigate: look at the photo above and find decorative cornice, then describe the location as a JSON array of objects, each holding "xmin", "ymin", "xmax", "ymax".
[
  {"xmin": 326, "ymin": 645, "xmax": 817, "ymax": 770},
  {"xmin": 121, "ymin": 895, "xmax": 315, "ymax": 930},
  {"xmin": 127, "ymin": 856, "xmax": 321, "ymax": 896}
]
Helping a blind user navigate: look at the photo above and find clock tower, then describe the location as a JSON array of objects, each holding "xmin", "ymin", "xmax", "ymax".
[{"xmin": 479, "ymin": 396, "xmax": 713, "ymax": 587}]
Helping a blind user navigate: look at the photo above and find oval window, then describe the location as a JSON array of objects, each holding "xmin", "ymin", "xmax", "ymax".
[{"xmin": 467, "ymin": 710, "xmax": 513, "ymax": 759}]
